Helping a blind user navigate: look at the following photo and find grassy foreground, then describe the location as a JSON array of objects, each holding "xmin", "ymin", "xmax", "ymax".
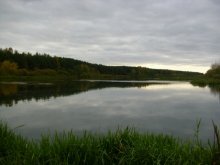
[{"xmin": 0, "ymin": 123, "xmax": 219, "ymax": 165}]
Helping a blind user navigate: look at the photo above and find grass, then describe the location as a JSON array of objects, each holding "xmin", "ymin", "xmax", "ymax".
[{"xmin": 0, "ymin": 122, "xmax": 219, "ymax": 165}]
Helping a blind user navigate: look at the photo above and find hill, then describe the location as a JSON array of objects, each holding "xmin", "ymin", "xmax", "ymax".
[{"xmin": 0, "ymin": 48, "xmax": 203, "ymax": 80}]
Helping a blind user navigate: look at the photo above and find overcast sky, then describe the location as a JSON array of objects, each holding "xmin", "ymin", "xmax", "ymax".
[{"xmin": 0, "ymin": 0, "xmax": 220, "ymax": 73}]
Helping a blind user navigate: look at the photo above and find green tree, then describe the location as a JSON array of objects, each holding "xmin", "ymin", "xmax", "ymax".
[{"xmin": 206, "ymin": 62, "xmax": 220, "ymax": 79}]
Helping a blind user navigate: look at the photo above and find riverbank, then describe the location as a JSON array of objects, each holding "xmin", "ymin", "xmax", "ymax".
[
  {"xmin": 0, "ymin": 75, "xmax": 203, "ymax": 83},
  {"xmin": 0, "ymin": 123, "xmax": 219, "ymax": 165},
  {"xmin": 191, "ymin": 78, "xmax": 220, "ymax": 87}
]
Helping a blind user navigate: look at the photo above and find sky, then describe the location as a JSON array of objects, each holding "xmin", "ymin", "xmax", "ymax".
[{"xmin": 0, "ymin": 0, "xmax": 220, "ymax": 73}]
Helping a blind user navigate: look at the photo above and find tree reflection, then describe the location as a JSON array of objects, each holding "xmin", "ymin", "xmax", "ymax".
[
  {"xmin": 208, "ymin": 85, "xmax": 220, "ymax": 101},
  {"xmin": 0, "ymin": 84, "xmax": 17, "ymax": 96},
  {"xmin": 0, "ymin": 81, "xmax": 168, "ymax": 107},
  {"xmin": 0, "ymin": 84, "xmax": 18, "ymax": 107},
  {"xmin": 191, "ymin": 82, "xmax": 220, "ymax": 101}
]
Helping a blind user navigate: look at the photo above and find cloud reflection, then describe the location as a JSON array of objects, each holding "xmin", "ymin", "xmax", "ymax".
[{"xmin": 0, "ymin": 81, "xmax": 219, "ymax": 142}]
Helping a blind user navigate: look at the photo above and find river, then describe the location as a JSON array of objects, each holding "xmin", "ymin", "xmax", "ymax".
[{"xmin": 0, "ymin": 80, "xmax": 219, "ymax": 141}]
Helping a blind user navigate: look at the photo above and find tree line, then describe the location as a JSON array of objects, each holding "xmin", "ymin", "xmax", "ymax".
[
  {"xmin": 206, "ymin": 62, "xmax": 220, "ymax": 79},
  {"xmin": 0, "ymin": 47, "xmax": 203, "ymax": 80},
  {"xmin": 0, "ymin": 81, "xmax": 161, "ymax": 107}
]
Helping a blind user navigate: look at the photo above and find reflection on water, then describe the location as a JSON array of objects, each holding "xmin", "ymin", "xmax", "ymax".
[
  {"xmin": 209, "ymin": 85, "xmax": 220, "ymax": 101},
  {"xmin": 0, "ymin": 81, "xmax": 169, "ymax": 107},
  {"xmin": 0, "ymin": 84, "xmax": 19, "ymax": 106},
  {"xmin": 0, "ymin": 81, "xmax": 220, "ymax": 141},
  {"xmin": 0, "ymin": 84, "xmax": 18, "ymax": 96},
  {"xmin": 191, "ymin": 82, "xmax": 220, "ymax": 102}
]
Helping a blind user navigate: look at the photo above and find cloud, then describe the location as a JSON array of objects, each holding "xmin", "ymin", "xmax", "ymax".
[{"xmin": 0, "ymin": 0, "xmax": 219, "ymax": 72}]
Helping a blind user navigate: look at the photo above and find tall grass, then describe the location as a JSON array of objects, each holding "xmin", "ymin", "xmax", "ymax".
[
  {"xmin": 0, "ymin": 122, "xmax": 219, "ymax": 165},
  {"xmin": 212, "ymin": 121, "xmax": 220, "ymax": 164}
]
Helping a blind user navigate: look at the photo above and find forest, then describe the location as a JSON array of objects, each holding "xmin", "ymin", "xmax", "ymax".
[
  {"xmin": 206, "ymin": 62, "xmax": 220, "ymax": 79},
  {"xmin": 0, "ymin": 47, "xmax": 203, "ymax": 80}
]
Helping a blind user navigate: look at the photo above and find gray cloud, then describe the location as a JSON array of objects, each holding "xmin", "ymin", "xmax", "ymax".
[{"xmin": 0, "ymin": 0, "xmax": 220, "ymax": 72}]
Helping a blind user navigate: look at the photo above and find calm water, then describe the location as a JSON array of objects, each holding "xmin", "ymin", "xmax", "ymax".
[{"xmin": 0, "ymin": 80, "xmax": 219, "ymax": 141}]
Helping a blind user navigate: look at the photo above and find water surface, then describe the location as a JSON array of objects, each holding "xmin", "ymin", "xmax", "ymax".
[{"xmin": 0, "ymin": 81, "xmax": 219, "ymax": 141}]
